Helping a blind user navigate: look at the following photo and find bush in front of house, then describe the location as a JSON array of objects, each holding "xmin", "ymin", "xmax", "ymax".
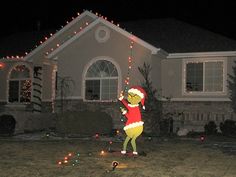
[
  {"xmin": 159, "ymin": 118, "xmax": 173, "ymax": 135},
  {"xmin": 56, "ymin": 111, "xmax": 113, "ymax": 136},
  {"xmin": 220, "ymin": 119, "xmax": 236, "ymax": 136},
  {"xmin": 204, "ymin": 121, "xmax": 217, "ymax": 135},
  {"xmin": 0, "ymin": 114, "xmax": 16, "ymax": 136}
]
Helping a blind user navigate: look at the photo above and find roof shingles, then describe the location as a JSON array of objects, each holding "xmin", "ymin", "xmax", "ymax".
[{"xmin": 122, "ymin": 18, "xmax": 236, "ymax": 53}]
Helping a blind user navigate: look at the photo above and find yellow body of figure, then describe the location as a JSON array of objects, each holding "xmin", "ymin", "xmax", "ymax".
[{"xmin": 125, "ymin": 125, "xmax": 143, "ymax": 138}]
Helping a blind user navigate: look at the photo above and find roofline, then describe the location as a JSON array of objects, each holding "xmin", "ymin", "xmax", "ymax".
[
  {"xmin": 24, "ymin": 11, "xmax": 98, "ymax": 61},
  {"xmin": 167, "ymin": 51, "xmax": 236, "ymax": 59},
  {"xmin": 47, "ymin": 15, "xmax": 159, "ymax": 58},
  {"xmin": 156, "ymin": 48, "xmax": 168, "ymax": 58}
]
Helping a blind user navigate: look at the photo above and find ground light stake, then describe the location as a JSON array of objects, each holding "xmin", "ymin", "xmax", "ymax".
[{"xmin": 112, "ymin": 161, "xmax": 119, "ymax": 171}]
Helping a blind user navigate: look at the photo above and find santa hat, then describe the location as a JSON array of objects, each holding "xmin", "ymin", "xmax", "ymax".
[{"xmin": 128, "ymin": 86, "xmax": 147, "ymax": 110}]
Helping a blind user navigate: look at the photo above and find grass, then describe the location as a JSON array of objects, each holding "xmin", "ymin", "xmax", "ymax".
[{"xmin": 0, "ymin": 136, "xmax": 236, "ymax": 177}]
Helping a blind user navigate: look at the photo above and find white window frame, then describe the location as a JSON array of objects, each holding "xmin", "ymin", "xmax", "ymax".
[
  {"xmin": 82, "ymin": 56, "xmax": 122, "ymax": 102},
  {"xmin": 7, "ymin": 63, "xmax": 33, "ymax": 104},
  {"xmin": 182, "ymin": 58, "xmax": 227, "ymax": 96}
]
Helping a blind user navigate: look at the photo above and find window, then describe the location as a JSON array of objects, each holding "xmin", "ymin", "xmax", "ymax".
[
  {"xmin": 95, "ymin": 26, "xmax": 110, "ymax": 43},
  {"xmin": 184, "ymin": 60, "xmax": 224, "ymax": 93},
  {"xmin": 8, "ymin": 64, "xmax": 32, "ymax": 103},
  {"xmin": 186, "ymin": 63, "xmax": 203, "ymax": 91},
  {"xmin": 85, "ymin": 60, "xmax": 118, "ymax": 101}
]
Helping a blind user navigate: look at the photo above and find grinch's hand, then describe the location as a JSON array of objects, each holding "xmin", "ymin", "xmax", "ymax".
[
  {"xmin": 120, "ymin": 107, "xmax": 127, "ymax": 115},
  {"xmin": 118, "ymin": 95, "xmax": 124, "ymax": 101},
  {"xmin": 118, "ymin": 91, "xmax": 124, "ymax": 101},
  {"xmin": 118, "ymin": 94, "xmax": 124, "ymax": 101}
]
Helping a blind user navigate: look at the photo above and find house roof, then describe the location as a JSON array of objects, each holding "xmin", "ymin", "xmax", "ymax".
[
  {"xmin": 1, "ymin": 15, "xmax": 236, "ymax": 59},
  {"xmin": 122, "ymin": 18, "xmax": 236, "ymax": 53}
]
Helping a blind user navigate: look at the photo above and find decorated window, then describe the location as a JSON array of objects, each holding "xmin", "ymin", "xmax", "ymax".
[
  {"xmin": 85, "ymin": 60, "xmax": 118, "ymax": 101},
  {"xmin": 184, "ymin": 60, "xmax": 224, "ymax": 93},
  {"xmin": 8, "ymin": 64, "xmax": 32, "ymax": 103}
]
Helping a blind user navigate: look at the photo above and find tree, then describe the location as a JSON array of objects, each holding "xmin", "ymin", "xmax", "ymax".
[
  {"xmin": 228, "ymin": 60, "xmax": 236, "ymax": 113},
  {"xmin": 138, "ymin": 62, "xmax": 162, "ymax": 135},
  {"xmin": 57, "ymin": 76, "xmax": 75, "ymax": 113}
]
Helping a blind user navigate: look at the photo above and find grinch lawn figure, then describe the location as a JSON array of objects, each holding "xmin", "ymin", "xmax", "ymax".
[{"xmin": 119, "ymin": 86, "xmax": 147, "ymax": 155}]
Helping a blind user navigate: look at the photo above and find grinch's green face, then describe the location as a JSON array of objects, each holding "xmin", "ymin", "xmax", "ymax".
[{"xmin": 127, "ymin": 92, "xmax": 142, "ymax": 105}]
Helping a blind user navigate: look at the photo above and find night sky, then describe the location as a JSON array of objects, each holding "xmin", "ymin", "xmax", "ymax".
[{"xmin": 0, "ymin": 0, "xmax": 236, "ymax": 40}]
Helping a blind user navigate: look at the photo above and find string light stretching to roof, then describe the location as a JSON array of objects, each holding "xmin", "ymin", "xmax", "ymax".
[{"xmin": 120, "ymin": 40, "xmax": 134, "ymax": 98}]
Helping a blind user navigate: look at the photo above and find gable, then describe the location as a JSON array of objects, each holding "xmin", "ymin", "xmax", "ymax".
[{"xmin": 46, "ymin": 16, "xmax": 159, "ymax": 59}]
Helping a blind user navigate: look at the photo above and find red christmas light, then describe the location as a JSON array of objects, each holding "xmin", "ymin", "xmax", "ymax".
[
  {"xmin": 200, "ymin": 135, "xmax": 205, "ymax": 142},
  {"xmin": 95, "ymin": 133, "xmax": 99, "ymax": 138},
  {"xmin": 0, "ymin": 63, "xmax": 4, "ymax": 69}
]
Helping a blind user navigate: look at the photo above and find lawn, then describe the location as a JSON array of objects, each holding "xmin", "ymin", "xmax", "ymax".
[{"xmin": 0, "ymin": 135, "xmax": 236, "ymax": 177}]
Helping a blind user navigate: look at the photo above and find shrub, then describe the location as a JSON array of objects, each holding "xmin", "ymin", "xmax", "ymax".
[
  {"xmin": 204, "ymin": 121, "xmax": 217, "ymax": 135},
  {"xmin": 159, "ymin": 118, "xmax": 173, "ymax": 135},
  {"xmin": 0, "ymin": 114, "xmax": 16, "ymax": 136},
  {"xmin": 138, "ymin": 62, "xmax": 163, "ymax": 135},
  {"xmin": 56, "ymin": 111, "xmax": 113, "ymax": 136},
  {"xmin": 220, "ymin": 119, "xmax": 236, "ymax": 136}
]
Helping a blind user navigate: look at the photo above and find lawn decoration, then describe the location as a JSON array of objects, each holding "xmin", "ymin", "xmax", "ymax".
[
  {"xmin": 105, "ymin": 161, "xmax": 119, "ymax": 173},
  {"xmin": 119, "ymin": 86, "xmax": 147, "ymax": 155},
  {"xmin": 57, "ymin": 152, "xmax": 80, "ymax": 167},
  {"xmin": 112, "ymin": 161, "xmax": 119, "ymax": 170}
]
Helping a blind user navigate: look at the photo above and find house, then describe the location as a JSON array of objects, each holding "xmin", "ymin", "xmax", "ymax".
[{"xmin": 1, "ymin": 10, "xmax": 236, "ymax": 133}]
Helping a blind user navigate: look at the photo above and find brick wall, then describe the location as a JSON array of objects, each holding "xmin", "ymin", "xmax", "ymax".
[{"xmin": 162, "ymin": 101, "xmax": 236, "ymax": 132}]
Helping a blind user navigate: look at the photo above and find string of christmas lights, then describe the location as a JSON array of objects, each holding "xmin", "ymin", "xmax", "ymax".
[
  {"xmin": 56, "ymin": 132, "xmax": 120, "ymax": 167},
  {"xmin": 5, "ymin": 56, "xmax": 24, "ymax": 59},
  {"xmin": 120, "ymin": 40, "xmax": 134, "ymax": 97},
  {"xmin": 1, "ymin": 10, "xmax": 122, "ymax": 60},
  {"xmin": 44, "ymin": 21, "xmax": 90, "ymax": 56}
]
